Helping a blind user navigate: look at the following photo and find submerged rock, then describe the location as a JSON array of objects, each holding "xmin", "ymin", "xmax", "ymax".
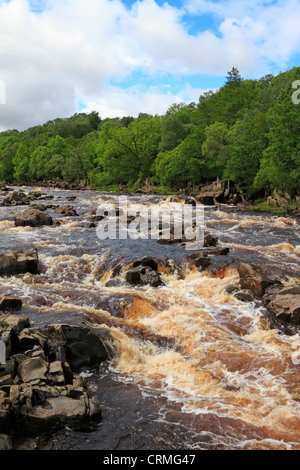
[
  {"xmin": 54, "ymin": 206, "xmax": 78, "ymax": 217},
  {"xmin": 0, "ymin": 249, "xmax": 39, "ymax": 276}
]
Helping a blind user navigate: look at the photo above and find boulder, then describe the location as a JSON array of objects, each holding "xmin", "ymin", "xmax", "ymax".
[
  {"xmin": 263, "ymin": 286, "xmax": 300, "ymax": 325},
  {"xmin": 15, "ymin": 208, "xmax": 53, "ymax": 227},
  {"xmin": 0, "ymin": 249, "xmax": 39, "ymax": 276},
  {"xmin": 46, "ymin": 324, "xmax": 114, "ymax": 371},
  {"xmin": 237, "ymin": 263, "xmax": 282, "ymax": 299}
]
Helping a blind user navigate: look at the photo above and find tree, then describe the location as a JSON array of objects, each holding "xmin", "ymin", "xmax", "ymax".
[
  {"xmin": 155, "ymin": 127, "xmax": 205, "ymax": 188},
  {"xmin": 159, "ymin": 103, "xmax": 196, "ymax": 152},
  {"xmin": 255, "ymin": 90, "xmax": 300, "ymax": 194},
  {"xmin": 224, "ymin": 112, "xmax": 269, "ymax": 192},
  {"xmin": 225, "ymin": 67, "xmax": 242, "ymax": 86}
]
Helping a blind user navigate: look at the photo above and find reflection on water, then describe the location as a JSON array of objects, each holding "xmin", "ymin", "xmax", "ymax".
[{"xmin": 1, "ymin": 186, "xmax": 300, "ymax": 450}]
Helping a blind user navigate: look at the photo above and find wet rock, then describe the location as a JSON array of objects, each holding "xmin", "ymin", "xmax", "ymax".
[
  {"xmin": 0, "ymin": 296, "xmax": 22, "ymax": 311},
  {"xmin": 2, "ymin": 315, "xmax": 30, "ymax": 333},
  {"xmin": 263, "ymin": 285, "xmax": 300, "ymax": 325},
  {"xmin": 15, "ymin": 208, "xmax": 53, "ymax": 227},
  {"xmin": 131, "ymin": 256, "xmax": 159, "ymax": 272},
  {"xmin": 0, "ymin": 315, "xmax": 105, "ymax": 440},
  {"xmin": 0, "ymin": 249, "xmax": 38, "ymax": 276},
  {"xmin": 105, "ymin": 278, "xmax": 124, "ymax": 287},
  {"xmin": 46, "ymin": 324, "xmax": 114, "ymax": 371},
  {"xmin": 125, "ymin": 266, "xmax": 164, "ymax": 287},
  {"xmin": 19, "ymin": 394, "xmax": 101, "ymax": 436},
  {"xmin": 187, "ymin": 253, "xmax": 212, "ymax": 270},
  {"xmin": 205, "ymin": 247, "xmax": 230, "ymax": 256},
  {"xmin": 54, "ymin": 206, "xmax": 78, "ymax": 217},
  {"xmin": 0, "ymin": 433, "xmax": 13, "ymax": 450},
  {"xmin": 204, "ymin": 234, "xmax": 218, "ymax": 247},
  {"xmin": 4, "ymin": 191, "xmax": 30, "ymax": 206},
  {"xmin": 237, "ymin": 263, "xmax": 282, "ymax": 299},
  {"xmin": 234, "ymin": 291, "xmax": 256, "ymax": 302},
  {"xmin": 184, "ymin": 197, "xmax": 197, "ymax": 206}
]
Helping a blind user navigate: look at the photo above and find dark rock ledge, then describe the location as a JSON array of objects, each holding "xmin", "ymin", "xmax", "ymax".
[{"xmin": 0, "ymin": 314, "xmax": 114, "ymax": 450}]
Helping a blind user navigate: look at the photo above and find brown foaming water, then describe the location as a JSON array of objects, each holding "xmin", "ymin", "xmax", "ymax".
[{"xmin": 1, "ymin": 187, "xmax": 300, "ymax": 449}]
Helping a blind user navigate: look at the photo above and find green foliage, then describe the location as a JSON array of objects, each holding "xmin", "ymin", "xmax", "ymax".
[
  {"xmin": 0, "ymin": 68, "xmax": 299, "ymax": 197},
  {"xmin": 255, "ymin": 89, "xmax": 300, "ymax": 194}
]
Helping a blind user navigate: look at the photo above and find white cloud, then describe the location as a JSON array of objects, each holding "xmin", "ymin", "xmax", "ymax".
[
  {"xmin": 81, "ymin": 84, "xmax": 212, "ymax": 118},
  {"xmin": 0, "ymin": 0, "xmax": 299, "ymax": 132},
  {"xmin": 185, "ymin": 0, "xmax": 300, "ymax": 65}
]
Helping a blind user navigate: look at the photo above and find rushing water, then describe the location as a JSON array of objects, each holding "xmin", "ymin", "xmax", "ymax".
[{"xmin": 1, "ymin": 186, "xmax": 300, "ymax": 450}]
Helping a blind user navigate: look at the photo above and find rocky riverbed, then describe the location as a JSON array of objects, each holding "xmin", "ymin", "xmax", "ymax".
[{"xmin": 0, "ymin": 186, "xmax": 300, "ymax": 450}]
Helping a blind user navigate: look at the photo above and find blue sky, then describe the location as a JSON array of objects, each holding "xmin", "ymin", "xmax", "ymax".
[{"xmin": 0, "ymin": 0, "xmax": 299, "ymax": 131}]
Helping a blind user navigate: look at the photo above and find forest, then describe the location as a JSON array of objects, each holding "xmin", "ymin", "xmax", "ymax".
[{"xmin": 0, "ymin": 67, "xmax": 299, "ymax": 199}]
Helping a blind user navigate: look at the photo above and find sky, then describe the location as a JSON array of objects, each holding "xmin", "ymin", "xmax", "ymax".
[{"xmin": 0, "ymin": 0, "xmax": 299, "ymax": 131}]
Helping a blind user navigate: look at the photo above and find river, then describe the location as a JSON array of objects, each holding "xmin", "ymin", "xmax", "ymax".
[{"xmin": 1, "ymin": 186, "xmax": 300, "ymax": 450}]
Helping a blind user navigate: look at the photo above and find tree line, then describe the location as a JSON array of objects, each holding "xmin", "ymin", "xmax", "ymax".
[{"xmin": 0, "ymin": 67, "xmax": 299, "ymax": 197}]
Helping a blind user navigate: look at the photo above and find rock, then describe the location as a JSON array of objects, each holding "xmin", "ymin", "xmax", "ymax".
[
  {"xmin": 0, "ymin": 249, "xmax": 39, "ymax": 276},
  {"xmin": 204, "ymin": 234, "xmax": 218, "ymax": 247},
  {"xmin": 18, "ymin": 357, "xmax": 48, "ymax": 383},
  {"xmin": 19, "ymin": 394, "xmax": 101, "ymax": 435},
  {"xmin": 0, "ymin": 315, "xmax": 107, "ymax": 441},
  {"xmin": 187, "ymin": 253, "xmax": 212, "ymax": 270},
  {"xmin": 234, "ymin": 291, "xmax": 256, "ymax": 302},
  {"xmin": 205, "ymin": 247, "xmax": 229, "ymax": 256},
  {"xmin": 15, "ymin": 208, "xmax": 53, "ymax": 227},
  {"xmin": 46, "ymin": 324, "xmax": 114, "ymax": 371},
  {"xmin": 54, "ymin": 206, "xmax": 78, "ymax": 217},
  {"xmin": 4, "ymin": 191, "xmax": 30, "ymax": 206},
  {"xmin": 0, "ymin": 395, "xmax": 11, "ymax": 433},
  {"xmin": 237, "ymin": 263, "xmax": 282, "ymax": 299},
  {"xmin": 197, "ymin": 180, "xmax": 240, "ymax": 206},
  {"xmin": 197, "ymin": 194, "xmax": 216, "ymax": 206},
  {"xmin": 2, "ymin": 315, "xmax": 30, "ymax": 333},
  {"xmin": 125, "ymin": 266, "xmax": 163, "ymax": 287},
  {"xmin": 0, "ymin": 433, "xmax": 13, "ymax": 450},
  {"xmin": 184, "ymin": 197, "xmax": 197, "ymax": 206},
  {"xmin": 0, "ymin": 296, "xmax": 22, "ymax": 311},
  {"xmin": 263, "ymin": 286, "xmax": 300, "ymax": 325},
  {"xmin": 165, "ymin": 196, "xmax": 181, "ymax": 203},
  {"xmin": 131, "ymin": 256, "xmax": 159, "ymax": 272}
]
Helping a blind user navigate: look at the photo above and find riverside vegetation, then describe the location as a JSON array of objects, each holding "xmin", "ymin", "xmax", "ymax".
[{"xmin": 0, "ymin": 67, "xmax": 299, "ymax": 209}]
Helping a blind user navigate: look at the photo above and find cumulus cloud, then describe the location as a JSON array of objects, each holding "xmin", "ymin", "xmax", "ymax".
[{"xmin": 0, "ymin": 0, "xmax": 299, "ymax": 132}]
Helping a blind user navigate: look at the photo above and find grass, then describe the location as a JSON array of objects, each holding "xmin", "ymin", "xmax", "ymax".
[{"xmin": 249, "ymin": 200, "xmax": 298, "ymax": 214}]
